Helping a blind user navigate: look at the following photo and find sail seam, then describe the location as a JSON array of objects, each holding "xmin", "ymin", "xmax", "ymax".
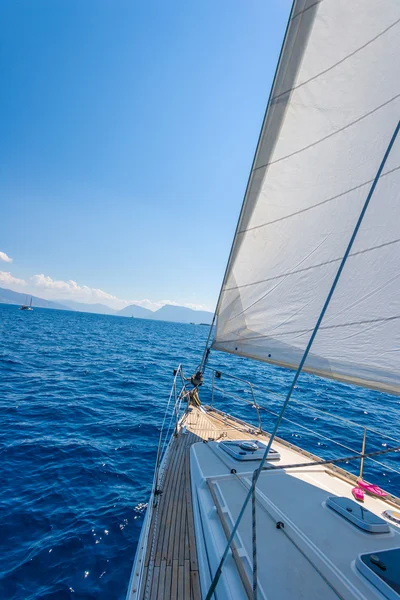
[
  {"xmin": 223, "ymin": 238, "xmax": 400, "ymax": 292},
  {"xmin": 271, "ymin": 18, "xmax": 400, "ymax": 102},
  {"xmin": 292, "ymin": 0, "xmax": 322, "ymax": 21},
  {"xmin": 217, "ymin": 314, "xmax": 400, "ymax": 345},
  {"xmin": 253, "ymin": 93, "xmax": 400, "ymax": 171},
  {"xmin": 225, "ymin": 236, "xmax": 328, "ymax": 323},
  {"xmin": 238, "ymin": 165, "xmax": 400, "ymax": 234}
]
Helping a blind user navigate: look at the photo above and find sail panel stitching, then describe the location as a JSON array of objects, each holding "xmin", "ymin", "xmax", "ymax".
[
  {"xmin": 253, "ymin": 93, "xmax": 400, "ymax": 171},
  {"xmin": 223, "ymin": 239, "xmax": 400, "ymax": 292},
  {"xmin": 271, "ymin": 18, "xmax": 400, "ymax": 102},
  {"xmin": 238, "ymin": 165, "xmax": 400, "ymax": 234},
  {"xmin": 218, "ymin": 314, "xmax": 400, "ymax": 345}
]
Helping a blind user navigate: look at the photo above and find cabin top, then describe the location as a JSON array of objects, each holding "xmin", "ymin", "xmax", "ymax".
[
  {"xmin": 129, "ymin": 405, "xmax": 400, "ymax": 600},
  {"xmin": 190, "ymin": 411, "xmax": 400, "ymax": 600}
]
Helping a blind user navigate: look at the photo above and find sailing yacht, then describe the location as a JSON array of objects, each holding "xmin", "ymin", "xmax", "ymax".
[
  {"xmin": 127, "ymin": 1, "xmax": 400, "ymax": 599},
  {"xmin": 19, "ymin": 296, "xmax": 33, "ymax": 311}
]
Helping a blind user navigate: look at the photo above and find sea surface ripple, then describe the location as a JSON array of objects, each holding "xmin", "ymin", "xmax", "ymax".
[{"xmin": 0, "ymin": 304, "xmax": 398, "ymax": 599}]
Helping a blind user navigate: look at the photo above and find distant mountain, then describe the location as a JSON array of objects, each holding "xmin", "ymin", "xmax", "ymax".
[
  {"xmin": 117, "ymin": 303, "xmax": 213, "ymax": 323},
  {"xmin": 0, "ymin": 286, "xmax": 213, "ymax": 324},
  {"xmin": 151, "ymin": 304, "xmax": 213, "ymax": 325},
  {"xmin": 117, "ymin": 303, "xmax": 213, "ymax": 324},
  {"xmin": 117, "ymin": 304, "xmax": 154, "ymax": 319},
  {"xmin": 59, "ymin": 300, "xmax": 117, "ymax": 315},
  {"xmin": 0, "ymin": 287, "xmax": 69, "ymax": 310}
]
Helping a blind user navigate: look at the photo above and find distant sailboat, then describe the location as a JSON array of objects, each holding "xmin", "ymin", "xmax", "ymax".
[{"xmin": 19, "ymin": 296, "xmax": 33, "ymax": 311}]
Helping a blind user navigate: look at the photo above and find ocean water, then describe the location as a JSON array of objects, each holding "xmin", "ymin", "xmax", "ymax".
[{"xmin": 0, "ymin": 303, "xmax": 398, "ymax": 599}]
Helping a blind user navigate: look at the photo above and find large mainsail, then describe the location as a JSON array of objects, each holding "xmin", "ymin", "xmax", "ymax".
[{"xmin": 212, "ymin": 0, "xmax": 400, "ymax": 394}]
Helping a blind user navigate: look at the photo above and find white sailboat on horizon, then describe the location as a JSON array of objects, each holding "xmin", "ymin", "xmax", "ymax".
[
  {"xmin": 19, "ymin": 296, "xmax": 33, "ymax": 311},
  {"xmin": 127, "ymin": 1, "xmax": 400, "ymax": 599}
]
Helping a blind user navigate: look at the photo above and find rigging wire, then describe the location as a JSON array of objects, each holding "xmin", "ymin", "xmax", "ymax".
[
  {"xmin": 205, "ymin": 370, "xmax": 400, "ymax": 448},
  {"xmin": 143, "ymin": 367, "xmax": 188, "ymax": 600},
  {"xmin": 258, "ymin": 444, "xmax": 400, "ymax": 473},
  {"xmin": 204, "ymin": 120, "xmax": 400, "ymax": 600},
  {"xmin": 207, "ymin": 382, "xmax": 400, "ymax": 474}
]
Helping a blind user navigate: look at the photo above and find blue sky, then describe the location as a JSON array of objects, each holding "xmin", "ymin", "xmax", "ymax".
[{"xmin": 0, "ymin": 0, "xmax": 291, "ymax": 311}]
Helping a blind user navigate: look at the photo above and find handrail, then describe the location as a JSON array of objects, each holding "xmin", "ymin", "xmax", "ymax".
[
  {"xmin": 211, "ymin": 382, "xmax": 361, "ymax": 457},
  {"xmin": 206, "ymin": 367, "xmax": 400, "ymax": 478},
  {"xmin": 140, "ymin": 365, "xmax": 189, "ymax": 600},
  {"xmin": 212, "ymin": 383, "xmax": 262, "ymax": 432},
  {"xmin": 207, "ymin": 367, "xmax": 400, "ymax": 445},
  {"xmin": 158, "ymin": 368, "xmax": 188, "ymax": 467}
]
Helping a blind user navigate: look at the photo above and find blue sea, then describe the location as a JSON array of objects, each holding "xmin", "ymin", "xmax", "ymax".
[{"xmin": 0, "ymin": 303, "xmax": 398, "ymax": 599}]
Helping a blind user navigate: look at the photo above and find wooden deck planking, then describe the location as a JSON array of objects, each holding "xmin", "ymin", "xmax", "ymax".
[
  {"xmin": 184, "ymin": 448, "xmax": 198, "ymax": 573},
  {"xmin": 157, "ymin": 561, "xmax": 166, "ymax": 600},
  {"xmin": 164, "ymin": 561, "xmax": 172, "ymax": 600},
  {"xmin": 178, "ymin": 565, "xmax": 184, "ymax": 600},
  {"xmin": 139, "ymin": 405, "xmax": 257, "ymax": 600},
  {"xmin": 150, "ymin": 566, "xmax": 160, "ymax": 600},
  {"xmin": 135, "ymin": 402, "xmax": 400, "ymax": 600},
  {"xmin": 165, "ymin": 444, "xmax": 185, "ymax": 564},
  {"xmin": 159, "ymin": 433, "xmax": 186, "ymax": 565},
  {"xmin": 170, "ymin": 470, "xmax": 184, "ymax": 563},
  {"xmin": 184, "ymin": 560, "xmax": 190, "ymax": 600}
]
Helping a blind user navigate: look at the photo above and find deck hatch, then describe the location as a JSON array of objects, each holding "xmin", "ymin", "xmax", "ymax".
[
  {"xmin": 220, "ymin": 439, "xmax": 280, "ymax": 462},
  {"xmin": 327, "ymin": 496, "xmax": 390, "ymax": 533},
  {"xmin": 356, "ymin": 548, "xmax": 400, "ymax": 599}
]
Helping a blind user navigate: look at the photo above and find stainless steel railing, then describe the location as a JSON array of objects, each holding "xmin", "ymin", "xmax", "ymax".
[
  {"xmin": 211, "ymin": 369, "xmax": 262, "ymax": 432},
  {"xmin": 205, "ymin": 367, "xmax": 400, "ymax": 481}
]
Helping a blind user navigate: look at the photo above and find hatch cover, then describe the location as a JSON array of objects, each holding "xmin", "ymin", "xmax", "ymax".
[{"xmin": 220, "ymin": 439, "xmax": 280, "ymax": 462}]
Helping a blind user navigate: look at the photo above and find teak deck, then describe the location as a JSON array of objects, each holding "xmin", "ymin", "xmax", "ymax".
[
  {"xmin": 137, "ymin": 405, "xmax": 263, "ymax": 600},
  {"xmin": 133, "ymin": 404, "xmax": 400, "ymax": 600}
]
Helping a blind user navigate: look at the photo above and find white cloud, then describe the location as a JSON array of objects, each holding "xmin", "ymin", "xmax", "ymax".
[
  {"xmin": 0, "ymin": 251, "xmax": 12, "ymax": 263},
  {"xmin": 0, "ymin": 271, "xmax": 212, "ymax": 313},
  {"xmin": 31, "ymin": 274, "xmax": 121, "ymax": 304},
  {"xmin": 0, "ymin": 271, "xmax": 26, "ymax": 287}
]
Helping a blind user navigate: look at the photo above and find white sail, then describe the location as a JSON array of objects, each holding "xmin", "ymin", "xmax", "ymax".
[{"xmin": 212, "ymin": 0, "xmax": 400, "ymax": 395}]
